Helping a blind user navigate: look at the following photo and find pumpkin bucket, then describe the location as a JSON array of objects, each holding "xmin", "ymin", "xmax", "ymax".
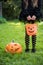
[{"xmin": 25, "ymin": 24, "xmax": 37, "ymax": 36}]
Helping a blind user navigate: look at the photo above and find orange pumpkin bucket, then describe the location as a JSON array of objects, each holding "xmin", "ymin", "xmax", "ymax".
[{"xmin": 25, "ymin": 24, "xmax": 37, "ymax": 36}]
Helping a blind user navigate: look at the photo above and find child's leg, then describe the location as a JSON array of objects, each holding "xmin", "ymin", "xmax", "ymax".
[
  {"xmin": 25, "ymin": 30, "xmax": 30, "ymax": 52},
  {"xmin": 32, "ymin": 35, "xmax": 36, "ymax": 52}
]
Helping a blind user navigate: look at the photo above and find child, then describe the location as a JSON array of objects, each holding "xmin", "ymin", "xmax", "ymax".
[{"xmin": 19, "ymin": 0, "xmax": 42, "ymax": 52}]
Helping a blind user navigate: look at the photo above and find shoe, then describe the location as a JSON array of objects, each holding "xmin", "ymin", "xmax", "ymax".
[
  {"xmin": 25, "ymin": 49, "xmax": 29, "ymax": 52},
  {"xmin": 31, "ymin": 49, "xmax": 36, "ymax": 53}
]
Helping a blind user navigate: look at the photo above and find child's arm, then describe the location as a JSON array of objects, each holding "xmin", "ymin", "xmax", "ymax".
[
  {"xmin": 21, "ymin": 0, "xmax": 25, "ymax": 11},
  {"xmin": 33, "ymin": 0, "xmax": 42, "ymax": 19},
  {"xmin": 38, "ymin": 0, "xmax": 41, "ymax": 11},
  {"xmin": 19, "ymin": 0, "xmax": 29, "ymax": 21}
]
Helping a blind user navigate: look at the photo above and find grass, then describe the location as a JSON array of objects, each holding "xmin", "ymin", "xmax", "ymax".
[{"xmin": 0, "ymin": 19, "xmax": 43, "ymax": 65}]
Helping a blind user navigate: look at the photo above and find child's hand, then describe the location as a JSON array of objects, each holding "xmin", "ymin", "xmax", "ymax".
[
  {"xmin": 27, "ymin": 16, "xmax": 31, "ymax": 21},
  {"xmin": 31, "ymin": 15, "xmax": 36, "ymax": 20}
]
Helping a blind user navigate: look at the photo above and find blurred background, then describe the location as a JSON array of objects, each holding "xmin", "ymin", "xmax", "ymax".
[
  {"xmin": 0, "ymin": 0, "xmax": 21, "ymax": 20},
  {"xmin": 0, "ymin": 0, "xmax": 43, "ymax": 20}
]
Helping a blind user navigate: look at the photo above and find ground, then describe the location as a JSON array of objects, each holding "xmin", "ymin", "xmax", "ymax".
[{"xmin": 0, "ymin": 19, "xmax": 43, "ymax": 65}]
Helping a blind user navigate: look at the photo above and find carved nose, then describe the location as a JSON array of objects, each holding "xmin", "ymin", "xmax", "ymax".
[{"xmin": 30, "ymin": 28, "xmax": 32, "ymax": 30}]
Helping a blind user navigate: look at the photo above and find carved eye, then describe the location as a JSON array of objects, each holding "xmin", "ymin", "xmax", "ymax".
[
  {"xmin": 14, "ymin": 44, "xmax": 17, "ymax": 46},
  {"xmin": 28, "ymin": 27, "xmax": 30, "ymax": 29}
]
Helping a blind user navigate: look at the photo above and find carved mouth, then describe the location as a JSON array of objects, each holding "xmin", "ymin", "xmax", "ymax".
[
  {"xmin": 15, "ymin": 47, "xmax": 20, "ymax": 51},
  {"xmin": 29, "ymin": 31, "xmax": 34, "ymax": 33}
]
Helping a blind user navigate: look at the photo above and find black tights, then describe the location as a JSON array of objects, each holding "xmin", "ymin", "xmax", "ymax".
[{"xmin": 25, "ymin": 31, "xmax": 36, "ymax": 50}]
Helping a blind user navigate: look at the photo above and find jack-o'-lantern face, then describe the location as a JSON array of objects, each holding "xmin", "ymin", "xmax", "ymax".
[
  {"xmin": 25, "ymin": 24, "xmax": 37, "ymax": 36},
  {"xmin": 14, "ymin": 43, "xmax": 22, "ymax": 53}
]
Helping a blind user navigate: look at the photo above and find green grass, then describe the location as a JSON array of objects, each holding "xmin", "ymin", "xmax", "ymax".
[{"xmin": 0, "ymin": 19, "xmax": 43, "ymax": 65}]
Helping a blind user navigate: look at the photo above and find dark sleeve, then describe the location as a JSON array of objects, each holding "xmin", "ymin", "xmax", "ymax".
[
  {"xmin": 19, "ymin": 0, "xmax": 25, "ymax": 21},
  {"xmin": 19, "ymin": 0, "xmax": 29, "ymax": 21},
  {"xmin": 21, "ymin": 0, "xmax": 25, "ymax": 11},
  {"xmin": 38, "ymin": 0, "xmax": 41, "ymax": 10},
  {"xmin": 34, "ymin": 0, "xmax": 42, "ymax": 19}
]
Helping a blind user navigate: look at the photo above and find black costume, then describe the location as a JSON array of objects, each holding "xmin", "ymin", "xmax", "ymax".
[
  {"xmin": 19, "ymin": 0, "xmax": 42, "ymax": 52},
  {"xmin": 19, "ymin": 0, "xmax": 42, "ymax": 21}
]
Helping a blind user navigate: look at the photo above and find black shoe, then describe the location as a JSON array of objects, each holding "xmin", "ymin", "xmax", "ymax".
[
  {"xmin": 25, "ymin": 49, "xmax": 29, "ymax": 52},
  {"xmin": 31, "ymin": 49, "xmax": 36, "ymax": 53}
]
